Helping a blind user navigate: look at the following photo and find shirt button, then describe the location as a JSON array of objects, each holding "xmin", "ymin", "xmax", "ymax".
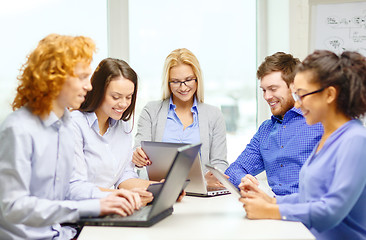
[
  {"xmin": 283, "ymin": 125, "xmax": 286, "ymax": 128},
  {"xmin": 282, "ymin": 216, "xmax": 287, "ymax": 220},
  {"xmin": 279, "ymin": 183, "xmax": 282, "ymax": 186},
  {"xmin": 280, "ymin": 164, "xmax": 283, "ymax": 167},
  {"xmin": 281, "ymin": 146, "xmax": 284, "ymax": 148}
]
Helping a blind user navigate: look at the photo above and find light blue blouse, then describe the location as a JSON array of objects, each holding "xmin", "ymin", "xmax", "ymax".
[
  {"xmin": 277, "ymin": 119, "xmax": 366, "ymax": 240},
  {"xmin": 71, "ymin": 111, "xmax": 138, "ymax": 189},
  {"xmin": 0, "ymin": 107, "xmax": 106, "ymax": 240},
  {"xmin": 162, "ymin": 96, "xmax": 201, "ymax": 145}
]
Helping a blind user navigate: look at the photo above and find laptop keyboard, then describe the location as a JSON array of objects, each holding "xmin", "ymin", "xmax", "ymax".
[
  {"xmin": 207, "ymin": 186, "xmax": 226, "ymax": 191},
  {"xmin": 103, "ymin": 205, "xmax": 151, "ymax": 221}
]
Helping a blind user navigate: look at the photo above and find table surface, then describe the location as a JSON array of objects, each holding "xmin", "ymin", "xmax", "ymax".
[{"xmin": 78, "ymin": 194, "xmax": 315, "ymax": 240}]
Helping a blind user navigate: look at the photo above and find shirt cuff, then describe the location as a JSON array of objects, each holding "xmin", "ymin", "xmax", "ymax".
[
  {"xmin": 215, "ymin": 163, "xmax": 229, "ymax": 172},
  {"xmin": 76, "ymin": 199, "xmax": 101, "ymax": 217},
  {"xmin": 91, "ymin": 188, "xmax": 110, "ymax": 199}
]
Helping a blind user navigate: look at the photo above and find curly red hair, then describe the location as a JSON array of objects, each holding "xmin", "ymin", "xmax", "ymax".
[{"xmin": 12, "ymin": 34, "xmax": 96, "ymax": 117}]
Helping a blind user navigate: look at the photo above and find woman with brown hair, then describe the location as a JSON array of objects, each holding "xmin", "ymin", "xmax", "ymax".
[{"xmin": 71, "ymin": 58, "xmax": 154, "ymax": 204}]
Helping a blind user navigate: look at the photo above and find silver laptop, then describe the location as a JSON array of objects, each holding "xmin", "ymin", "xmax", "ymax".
[
  {"xmin": 141, "ymin": 141, "xmax": 230, "ymax": 197},
  {"xmin": 78, "ymin": 143, "xmax": 201, "ymax": 227}
]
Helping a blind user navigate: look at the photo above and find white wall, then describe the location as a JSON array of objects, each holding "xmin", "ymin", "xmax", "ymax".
[
  {"xmin": 256, "ymin": 0, "xmax": 291, "ymax": 126},
  {"xmin": 0, "ymin": 0, "xmax": 108, "ymax": 123}
]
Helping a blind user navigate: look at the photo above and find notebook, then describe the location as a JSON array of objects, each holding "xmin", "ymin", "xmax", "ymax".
[
  {"xmin": 141, "ymin": 141, "xmax": 230, "ymax": 197},
  {"xmin": 78, "ymin": 143, "xmax": 201, "ymax": 227},
  {"xmin": 205, "ymin": 164, "xmax": 241, "ymax": 198}
]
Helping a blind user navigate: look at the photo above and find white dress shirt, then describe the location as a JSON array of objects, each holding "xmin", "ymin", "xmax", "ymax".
[
  {"xmin": 71, "ymin": 111, "xmax": 138, "ymax": 189},
  {"xmin": 0, "ymin": 107, "xmax": 106, "ymax": 240}
]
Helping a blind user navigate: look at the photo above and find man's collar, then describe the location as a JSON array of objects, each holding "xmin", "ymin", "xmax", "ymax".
[
  {"xmin": 42, "ymin": 108, "xmax": 71, "ymax": 128},
  {"xmin": 271, "ymin": 107, "xmax": 303, "ymax": 123}
]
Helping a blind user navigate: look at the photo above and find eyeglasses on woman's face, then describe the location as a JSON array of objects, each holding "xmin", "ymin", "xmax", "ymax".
[
  {"xmin": 169, "ymin": 79, "xmax": 197, "ymax": 88},
  {"xmin": 292, "ymin": 87, "xmax": 325, "ymax": 104}
]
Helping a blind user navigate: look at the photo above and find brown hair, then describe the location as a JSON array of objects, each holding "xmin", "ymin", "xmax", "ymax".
[
  {"xmin": 12, "ymin": 34, "xmax": 95, "ymax": 117},
  {"xmin": 257, "ymin": 52, "xmax": 300, "ymax": 87},
  {"xmin": 297, "ymin": 50, "xmax": 366, "ymax": 119},
  {"xmin": 79, "ymin": 58, "xmax": 138, "ymax": 121}
]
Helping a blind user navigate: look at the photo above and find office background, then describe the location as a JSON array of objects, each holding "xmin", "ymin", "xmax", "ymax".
[{"xmin": 0, "ymin": 0, "xmax": 364, "ymax": 165}]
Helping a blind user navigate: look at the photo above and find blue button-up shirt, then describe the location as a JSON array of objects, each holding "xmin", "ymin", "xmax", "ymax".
[
  {"xmin": 277, "ymin": 119, "xmax": 366, "ymax": 239},
  {"xmin": 162, "ymin": 97, "xmax": 201, "ymax": 145},
  {"xmin": 225, "ymin": 107, "xmax": 323, "ymax": 196},
  {"xmin": 0, "ymin": 107, "xmax": 106, "ymax": 240}
]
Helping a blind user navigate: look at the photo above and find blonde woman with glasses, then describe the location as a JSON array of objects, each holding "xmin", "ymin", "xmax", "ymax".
[{"xmin": 133, "ymin": 48, "xmax": 229, "ymax": 188}]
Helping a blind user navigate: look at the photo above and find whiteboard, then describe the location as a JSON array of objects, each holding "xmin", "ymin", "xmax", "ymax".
[
  {"xmin": 310, "ymin": 1, "xmax": 366, "ymax": 56},
  {"xmin": 309, "ymin": 1, "xmax": 366, "ymax": 124}
]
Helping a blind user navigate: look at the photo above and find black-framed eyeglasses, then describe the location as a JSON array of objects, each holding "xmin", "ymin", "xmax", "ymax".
[
  {"xmin": 169, "ymin": 79, "xmax": 197, "ymax": 88},
  {"xmin": 292, "ymin": 87, "xmax": 325, "ymax": 104}
]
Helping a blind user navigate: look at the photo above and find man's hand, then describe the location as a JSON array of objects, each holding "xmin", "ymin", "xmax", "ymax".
[
  {"xmin": 205, "ymin": 171, "xmax": 228, "ymax": 189},
  {"xmin": 99, "ymin": 190, "xmax": 141, "ymax": 217}
]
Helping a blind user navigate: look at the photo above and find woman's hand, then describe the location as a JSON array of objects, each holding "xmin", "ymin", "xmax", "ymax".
[
  {"xmin": 240, "ymin": 174, "xmax": 259, "ymax": 186},
  {"xmin": 177, "ymin": 190, "xmax": 186, "ymax": 202},
  {"xmin": 131, "ymin": 187, "xmax": 154, "ymax": 206},
  {"xmin": 157, "ymin": 179, "xmax": 186, "ymax": 202},
  {"xmin": 239, "ymin": 192, "xmax": 280, "ymax": 219},
  {"xmin": 239, "ymin": 175, "xmax": 275, "ymax": 204},
  {"xmin": 132, "ymin": 147, "xmax": 151, "ymax": 167},
  {"xmin": 238, "ymin": 176, "xmax": 279, "ymax": 219}
]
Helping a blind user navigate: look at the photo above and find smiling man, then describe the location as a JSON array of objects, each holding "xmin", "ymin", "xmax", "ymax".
[{"xmin": 225, "ymin": 52, "xmax": 323, "ymax": 196}]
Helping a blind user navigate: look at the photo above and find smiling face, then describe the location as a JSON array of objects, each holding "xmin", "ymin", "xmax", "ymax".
[
  {"xmin": 260, "ymin": 71, "xmax": 294, "ymax": 118},
  {"xmin": 54, "ymin": 62, "xmax": 92, "ymax": 117},
  {"xmin": 293, "ymin": 71, "xmax": 327, "ymax": 125},
  {"xmin": 95, "ymin": 76, "xmax": 135, "ymax": 122},
  {"xmin": 169, "ymin": 63, "xmax": 197, "ymax": 105}
]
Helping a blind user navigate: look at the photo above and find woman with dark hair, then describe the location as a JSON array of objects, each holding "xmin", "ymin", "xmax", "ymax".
[
  {"xmin": 71, "ymin": 58, "xmax": 153, "ymax": 203},
  {"xmin": 239, "ymin": 50, "xmax": 366, "ymax": 240}
]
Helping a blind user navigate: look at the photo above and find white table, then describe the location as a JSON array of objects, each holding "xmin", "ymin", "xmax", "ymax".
[{"xmin": 78, "ymin": 195, "xmax": 315, "ymax": 240}]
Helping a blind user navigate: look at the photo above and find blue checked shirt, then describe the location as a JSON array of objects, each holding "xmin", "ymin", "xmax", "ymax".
[{"xmin": 225, "ymin": 107, "xmax": 323, "ymax": 196}]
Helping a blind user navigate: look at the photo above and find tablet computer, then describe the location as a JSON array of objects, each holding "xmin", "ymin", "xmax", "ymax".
[{"xmin": 205, "ymin": 164, "xmax": 241, "ymax": 198}]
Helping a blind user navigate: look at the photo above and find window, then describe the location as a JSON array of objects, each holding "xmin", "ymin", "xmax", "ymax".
[
  {"xmin": 0, "ymin": 0, "xmax": 108, "ymax": 122},
  {"xmin": 129, "ymin": 0, "xmax": 257, "ymax": 162}
]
